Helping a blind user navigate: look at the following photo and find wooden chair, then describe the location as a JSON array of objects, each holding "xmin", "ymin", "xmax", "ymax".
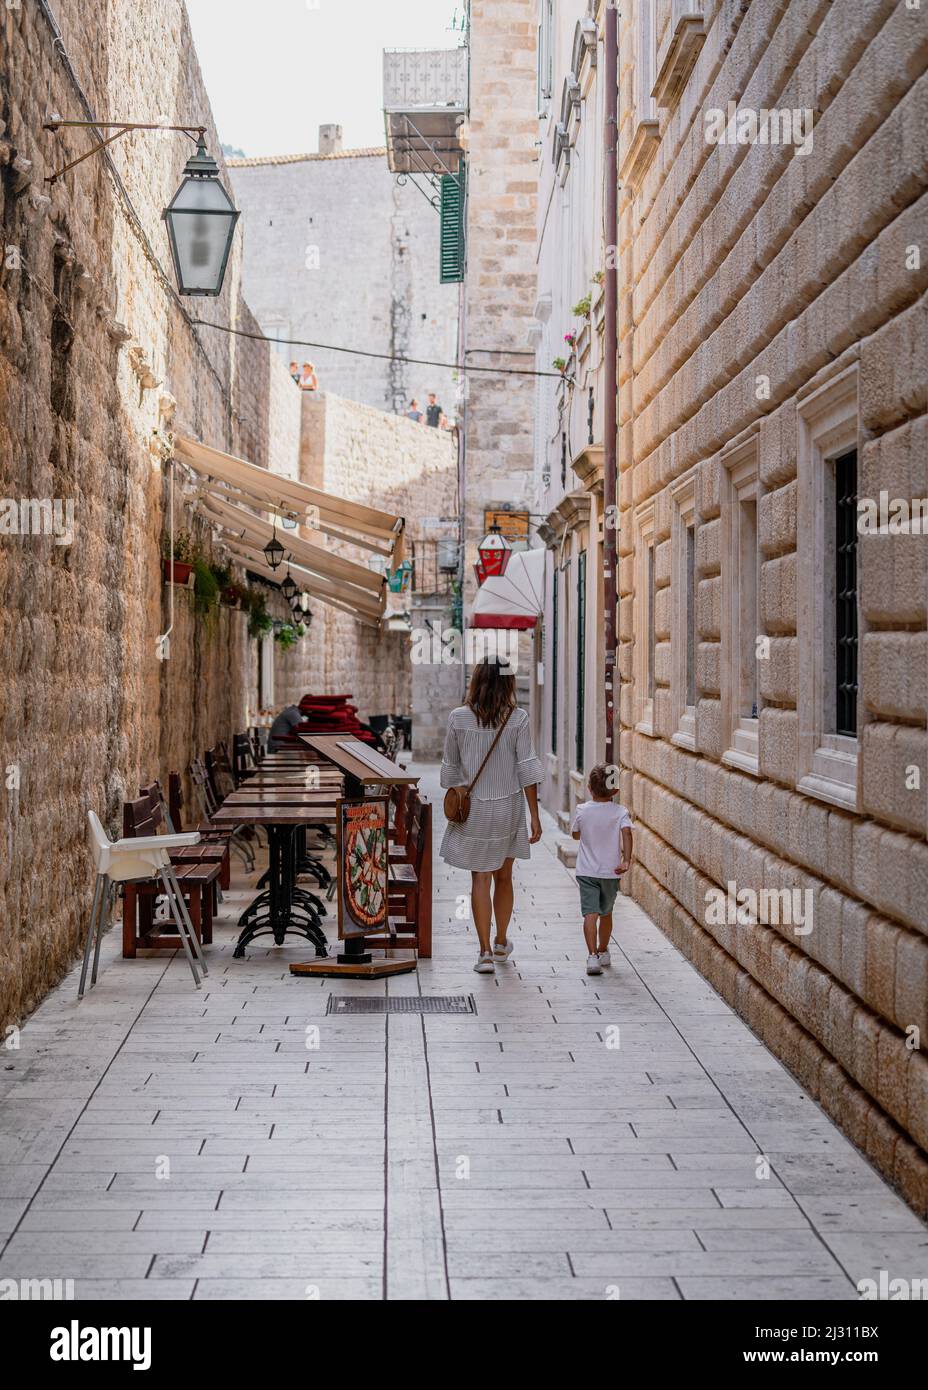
[
  {"xmin": 388, "ymin": 785, "xmax": 412, "ymax": 860},
  {"xmin": 190, "ymin": 759, "xmax": 255, "ymax": 871},
  {"xmin": 121, "ymin": 796, "xmax": 221, "ymax": 956},
  {"xmin": 377, "ymin": 797, "xmax": 432, "ymax": 958},
  {"xmin": 232, "ymin": 733, "xmax": 257, "ymax": 785},
  {"xmin": 162, "ymin": 775, "xmax": 231, "ymax": 891}
]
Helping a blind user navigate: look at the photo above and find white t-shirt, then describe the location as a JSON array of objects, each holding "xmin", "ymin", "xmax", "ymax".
[{"xmin": 571, "ymin": 800, "xmax": 633, "ymax": 879}]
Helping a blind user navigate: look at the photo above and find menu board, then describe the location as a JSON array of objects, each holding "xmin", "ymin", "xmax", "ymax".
[{"xmin": 336, "ymin": 796, "xmax": 389, "ymax": 939}]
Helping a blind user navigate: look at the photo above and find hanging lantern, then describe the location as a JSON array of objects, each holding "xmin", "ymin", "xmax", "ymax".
[
  {"xmin": 476, "ymin": 522, "xmax": 511, "ymax": 583},
  {"xmin": 263, "ymin": 518, "xmax": 284, "ymax": 571},
  {"xmin": 162, "ymin": 135, "xmax": 240, "ymax": 296},
  {"xmin": 280, "ymin": 567, "xmax": 297, "ymax": 601}
]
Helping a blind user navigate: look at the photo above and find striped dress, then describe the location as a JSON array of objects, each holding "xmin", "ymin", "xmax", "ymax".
[{"xmin": 439, "ymin": 705, "xmax": 543, "ymax": 872}]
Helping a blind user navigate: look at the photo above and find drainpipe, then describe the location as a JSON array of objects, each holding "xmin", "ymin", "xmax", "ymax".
[
  {"xmin": 157, "ymin": 458, "xmax": 175, "ymax": 661},
  {"xmin": 603, "ymin": 4, "xmax": 619, "ymax": 767}
]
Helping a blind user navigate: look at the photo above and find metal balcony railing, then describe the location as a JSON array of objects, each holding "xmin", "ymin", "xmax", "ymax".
[{"xmin": 383, "ymin": 47, "xmax": 469, "ymax": 112}]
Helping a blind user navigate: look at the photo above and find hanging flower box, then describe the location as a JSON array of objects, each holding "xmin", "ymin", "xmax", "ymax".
[{"xmin": 163, "ymin": 558, "xmax": 194, "ymax": 586}]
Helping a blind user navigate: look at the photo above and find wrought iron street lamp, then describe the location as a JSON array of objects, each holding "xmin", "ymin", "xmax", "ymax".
[
  {"xmin": 162, "ymin": 135, "xmax": 240, "ymax": 297},
  {"xmin": 263, "ymin": 519, "xmax": 284, "ymax": 571},
  {"xmin": 280, "ymin": 567, "xmax": 297, "ymax": 602},
  {"xmin": 43, "ymin": 119, "xmax": 239, "ymax": 298}
]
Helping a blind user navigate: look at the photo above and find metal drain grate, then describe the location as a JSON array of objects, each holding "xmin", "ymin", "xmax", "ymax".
[{"xmin": 326, "ymin": 994, "xmax": 476, "ymax": 1016}]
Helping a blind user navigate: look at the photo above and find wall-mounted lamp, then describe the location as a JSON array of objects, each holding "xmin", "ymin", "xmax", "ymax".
[{"xmin": 43, "ymin": 120, "xmax": 239, "ymax": 297}]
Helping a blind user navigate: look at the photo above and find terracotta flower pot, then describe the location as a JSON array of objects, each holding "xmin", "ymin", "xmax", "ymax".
[{"xmin": 163, "ymin": 558, "xmax": 193, "ymax": 585}]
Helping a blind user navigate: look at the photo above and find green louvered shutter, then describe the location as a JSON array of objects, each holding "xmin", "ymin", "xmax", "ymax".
[{"xmin": 439, "ymin": 162, "xmax": 466, "ymax": 284}]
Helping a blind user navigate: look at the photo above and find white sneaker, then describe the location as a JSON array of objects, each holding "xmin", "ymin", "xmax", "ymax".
[
  {"xmin": 474, "ymin": 952, "xmax": 496, "ymax": 974},
  {"xmin": 586, "ymin": 953, "xmax": 603, "ymax": 976},
  {"xmin": 598, "ymin": 948, "xmax": 611, "ymax": 967},
  {"xmin": 493, "ymin": 938, "xmax": 513, "ymax": 961}
]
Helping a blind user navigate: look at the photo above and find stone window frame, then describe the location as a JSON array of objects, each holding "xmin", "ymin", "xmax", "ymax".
[
  {"xmin": 670, "ymin": 468, "xmax": 698, "ymax": 750},
  {"xmin": 537, "ymin": 0, "xmax": 555, "ymax": 117},
  {"xmin": 796, "ymin": 363, "xmax": 861, "ymax": 811},
  {"xmin": 620, "ymin": 0, "xmax": 661, "ymax": 189},
  {"xmin": 720, "ymin": 432, "xmax": 762, "ymax": 777},
  {"xmin": 633, "ymin": 498, "xmax": 657, "ymax": 737}
]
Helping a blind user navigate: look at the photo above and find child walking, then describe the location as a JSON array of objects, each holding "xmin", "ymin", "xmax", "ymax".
[{"xmin": 570, "ymin": 765, "xmax": 633, "ymax": 976}]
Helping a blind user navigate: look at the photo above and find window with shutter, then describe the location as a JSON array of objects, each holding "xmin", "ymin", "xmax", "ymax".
[{"xmin": 439, "ymin": 163, "xmax": 466, "ymax": 284}]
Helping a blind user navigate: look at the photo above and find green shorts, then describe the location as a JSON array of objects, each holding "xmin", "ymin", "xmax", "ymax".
[{"xmin": 577, "ymin": 875, "xmax": 620, "ymax": 916}]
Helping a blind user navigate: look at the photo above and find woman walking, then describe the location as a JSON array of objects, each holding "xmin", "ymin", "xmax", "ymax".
[{"xmin": 440, "ymin": 658, "xmax": 543, "ymax": 973}]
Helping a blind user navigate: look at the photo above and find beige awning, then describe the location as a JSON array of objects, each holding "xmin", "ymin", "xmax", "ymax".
[
  {"xmin": 199, "ymin": 492, "xmax": 386, "ymax": 605},
  {"xmin": 222, "ymin": 541, "xmax": 383, "ymax": 627},
  {"xmin": 174, "ymin": 433, "xmax": 406, "ymax": 571}
]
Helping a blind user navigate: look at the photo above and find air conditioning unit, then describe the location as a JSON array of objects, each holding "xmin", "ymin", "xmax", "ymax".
[{"xmin": 437, "ymin": 539, "xmax": 459, "ymax": 572}]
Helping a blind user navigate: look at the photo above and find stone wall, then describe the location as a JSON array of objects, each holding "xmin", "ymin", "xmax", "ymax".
[
  {"xmin": 0, "ymin": 0, "xmax": 297, "ymax": 1031},
  {"xmin": 297, "ymin": 390, "xmax": 458, "ymax": 750},
  {"xmin": 228, "ymin": 148, "xmax": 459, "ymax": 417},
  {"xmin": 617, "ymin": 0, "xmax": 928, "ymax": 1212}
]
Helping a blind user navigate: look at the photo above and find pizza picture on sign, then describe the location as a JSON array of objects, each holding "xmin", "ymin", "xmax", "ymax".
[{"xmin": 337, "ymin": 797, "xmax": 389, "ymax": 937}]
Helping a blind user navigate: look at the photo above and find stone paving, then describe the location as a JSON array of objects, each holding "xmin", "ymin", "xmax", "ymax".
[{"xmin": 0, "ymin": 764, "xmax": 926, "ymax": 1301}]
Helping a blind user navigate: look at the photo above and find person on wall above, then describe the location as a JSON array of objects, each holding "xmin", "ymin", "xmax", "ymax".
[
  {"xmin": 406, "ymin": 399, "xmax": 424, "ymax": 422},
  {"xmin": 289, "ymin": 360, "xmax": 300, "ymax": 385},
  {"xmin": 298, "ymin": 362, "xmax": 318, "ymax": 391},
  {"xmin": 425, "ymin": 392, "xmax": 442, "ymax": 427}
]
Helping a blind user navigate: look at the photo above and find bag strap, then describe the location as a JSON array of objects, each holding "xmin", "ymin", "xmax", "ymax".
[{"xmin": 465, "ymin": 707, "xmax": 515, "ymax": 796}]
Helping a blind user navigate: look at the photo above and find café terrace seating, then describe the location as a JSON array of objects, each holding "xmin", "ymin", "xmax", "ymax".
[{"xmin": 82, "ymin": 699, "xmax": 432, "ymax": 989}]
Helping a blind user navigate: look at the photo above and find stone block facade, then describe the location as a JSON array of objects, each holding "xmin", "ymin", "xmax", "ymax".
[{"xmin": 617, "ymin": 0, "xmax": 928, "ymax": 1212}]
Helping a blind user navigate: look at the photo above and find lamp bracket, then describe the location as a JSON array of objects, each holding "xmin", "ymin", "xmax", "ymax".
[{"xmin": 43, "ymin": 120, "xmax": 207, "ymax": 185}]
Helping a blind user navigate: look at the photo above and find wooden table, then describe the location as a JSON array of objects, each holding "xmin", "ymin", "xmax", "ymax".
[
  {"xmin": 211, "ymin": 800, "xmax": 337, "ymax": 959},
  {"xmin": 298, "ymin": 735, "xmax": 419, "ymax": 796}
]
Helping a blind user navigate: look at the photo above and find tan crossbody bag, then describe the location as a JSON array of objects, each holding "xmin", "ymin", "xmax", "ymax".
[{"xmin": 443, "ymin": 707, "xmax": 514, "ymax": 826}]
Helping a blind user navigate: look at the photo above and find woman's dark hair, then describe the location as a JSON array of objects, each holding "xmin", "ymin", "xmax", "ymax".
[{"xmin": 466, "ymin": 658, "xmax": 517, "ymax": 729}]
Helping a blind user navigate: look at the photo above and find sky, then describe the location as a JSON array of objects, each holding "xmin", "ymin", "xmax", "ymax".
[{"xmin": 185, "ymin": 0, "xmax": 465, "ymax": 157}]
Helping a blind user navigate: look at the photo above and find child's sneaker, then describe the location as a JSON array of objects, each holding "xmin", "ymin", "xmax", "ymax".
[
  {"xmin": 493, "ymin": 938, "xmax": 513, "ymax": 962},
  {"xmin": 598, "ymin": 948, "xmax": 611, "ymax": 967},
  {"xmin": 586, "ymin": 953, "xmax": 603, "ymax": 975},
  {"xmin": 473, "ymin": 952, "xmax": 495, "ymax": 974}
]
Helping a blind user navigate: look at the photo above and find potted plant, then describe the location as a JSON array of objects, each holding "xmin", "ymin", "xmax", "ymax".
[
  {"xmin": 162, "ymin": 531, "xmax": 195, "ymax": 585},
  {"xmin": 220, "ymin": 580, "xmax": 244, "ymax": 609},
  {"xmin": 211, "ymin": 563, "xmax": 241, "ymax": 608},
  {"xmin": 243, "ymin": 587, "xmax": 274, "ymax": 640},
  {"xmin": 274, "ymin": 623, "xmax": 299, "ymax": 653},
  {"xmin": 552, "ymin": 356, "xmax": 568, "ymax": 373},
  {"xmin": 572, "ymin": 294, "xmax": 592, "ymax": 320},
  {"xmin": 563, "ymin": 330, "xmax": 578, "ymax": 351},
  {"xmin": 193, "ymin": 555, "xmax": 221, "ymax": 620}
]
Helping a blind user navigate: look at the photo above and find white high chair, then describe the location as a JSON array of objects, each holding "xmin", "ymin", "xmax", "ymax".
[{"xmin": 81, "ymin": 811, "xmax": 209, "ymax": 997}]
